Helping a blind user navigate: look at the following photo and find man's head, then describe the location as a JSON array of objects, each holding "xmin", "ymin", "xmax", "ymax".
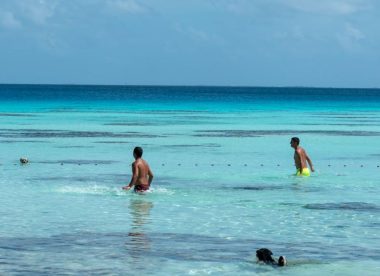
[
  {"xmin": 290, "ymin": 137, "xmax": 300, "ymax": 149},
  {"xmin": 133, "ymin": 147, "xmax": 143, "ymax": 159}
]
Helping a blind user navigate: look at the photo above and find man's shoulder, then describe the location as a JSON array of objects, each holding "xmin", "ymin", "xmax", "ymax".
[{"xmin": 134, "ymin": 159, "xmax": 147, "ymax": 166}]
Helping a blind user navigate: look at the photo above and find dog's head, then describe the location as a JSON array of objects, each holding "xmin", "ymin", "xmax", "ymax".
[{"xmin": 278, "ymin": 256, "xmax": 287, "ymax": 266}]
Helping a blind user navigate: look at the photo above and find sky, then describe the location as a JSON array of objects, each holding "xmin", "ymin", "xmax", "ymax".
[{"xmin": 0, "ymin": 0, "xmax": 379, "ymax": 88}]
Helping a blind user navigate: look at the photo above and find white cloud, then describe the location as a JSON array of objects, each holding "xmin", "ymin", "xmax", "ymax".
[
  {"xmin": 282, "ymin": 0, "xmax": 365, "ymax": 15},
  {"xmin": 345, "ymin": 23, "xmax": 365, "ymax": 40},
  {"xmin": 337, "ymin": 23, "xmax": 365, "ymax": 52},
  {"xmin": 174, "ymin": 24, "xmax": 209, "ymax": 41},
  {"xmin": 0, "ymin": 11, "xmax": 22, "ymax": 29},
  {"xmin": 16, "ymin": 0, "xmax": 58, "ymax": 25},
  {"xmin": 106, "ymin": 0, "xmax": 146, "ymax": 14}
]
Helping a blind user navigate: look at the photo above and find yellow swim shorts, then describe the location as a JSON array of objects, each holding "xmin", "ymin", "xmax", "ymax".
[{"xmin": 296, "ymin": 168, "xmax": 310, "ymax": 177}]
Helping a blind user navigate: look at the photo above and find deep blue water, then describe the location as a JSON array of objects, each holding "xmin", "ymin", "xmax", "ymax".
[{"xmin": 1, "ymin": 84, "xmax": 380, "ymax": 106}]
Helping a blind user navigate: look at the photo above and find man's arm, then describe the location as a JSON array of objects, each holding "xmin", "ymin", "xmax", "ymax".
[
  {"xmin": 148, "ymin": 167, "xmax": 154, "ymax": 185},
  {"xmin": 305, "ymin": 152, "xmax": 314, "ymax": 172},
  {"xmin": 123, "ymin": 163, "xmax": 139, "ymax": 190}
]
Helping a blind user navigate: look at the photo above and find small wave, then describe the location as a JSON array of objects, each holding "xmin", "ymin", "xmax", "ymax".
[
  {"xmin": 56, "ymin": 185, "xmax": 174, "ymax": 196},
  {"xmin": 56, "ymin": 185, "xmax": 126, "ymax": 196},
  {"xmin": 148, "ymin": 186, "xmax": 175, "ymax": 195}
]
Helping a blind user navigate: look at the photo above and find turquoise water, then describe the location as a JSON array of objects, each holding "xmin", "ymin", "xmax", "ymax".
[{"xmin": 1, "ymin": 85, "xmax": 380, "ymax": 275}]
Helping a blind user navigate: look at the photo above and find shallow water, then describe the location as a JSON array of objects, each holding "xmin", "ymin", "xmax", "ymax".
[{"xmin": 0, "ymin": 85, "xmax": 380, "ymax": 275}]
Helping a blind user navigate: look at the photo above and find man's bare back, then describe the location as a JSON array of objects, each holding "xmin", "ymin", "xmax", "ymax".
[
  {"xmin": 294, "ymin": 147, "xmax": 309, "ymax": 170},
  {"xmin": 123, "ymin": 147, "xmax": 154, "ymax": 192}
]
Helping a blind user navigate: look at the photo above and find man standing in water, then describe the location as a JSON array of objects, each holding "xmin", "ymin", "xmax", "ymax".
[
  {"xmin": 290, "ymin": 137, "xmax": 314, "ymax": 176},
  {"xmin": 123, "ymin": 147, "xmax": 154, "ymax": 192}
]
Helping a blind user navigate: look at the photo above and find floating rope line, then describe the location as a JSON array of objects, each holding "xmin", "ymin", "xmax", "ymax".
[{"xmin": 13, "ymin": 161, "xmax": 380, "ymax": 168}]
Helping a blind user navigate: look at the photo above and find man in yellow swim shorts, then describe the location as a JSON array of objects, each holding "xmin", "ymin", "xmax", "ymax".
[{"xmin": 290, "ymin": 137, "xmax": 314, "ymax": 176}]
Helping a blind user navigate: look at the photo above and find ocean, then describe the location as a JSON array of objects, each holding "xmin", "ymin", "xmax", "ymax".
[{"xmin": 0, "ymin": 84, "xmax": 379, "ymax": 275}]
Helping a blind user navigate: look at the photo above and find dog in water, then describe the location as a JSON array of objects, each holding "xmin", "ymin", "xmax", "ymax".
[{"xmin": 256, "ymin": 248, "xmax": 286, "ymax": 266}]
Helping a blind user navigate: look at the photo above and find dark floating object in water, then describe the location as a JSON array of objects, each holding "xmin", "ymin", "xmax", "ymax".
[
  {"xmin": 277, "ymin": 164, "xmax": 280, "ymax": 166},
  {"xmin": 211, "ymin": 164, "xmax": 214, "ymax": 166},
  {"xmin": 162, "ymin": 164, "xmax": 165, "ymax": 166},
  {"xmin": 228, "ymin": 164, "xmax": 231, "ymax": 166},
  {"xmin": 328, "ymin": 164, "xmax": 331, "ymax": 167},
  {"xmin": 260, "ymin": 164, "xmax": 264, "ymax": 166},
  {"xmin": 360, "ymin": 165, "xmax": 364, "ymax": 167},
  {"xmin": 244, "ymin": 164, "xmax": 247, "ymax": 166},
  {"xmin": 195, "ymin": 163, "xmax": 198, "ymax": 166},
  {"xmin": 344, "ymin": 165, "xmax": 347, "ymax": 167},
  {"xmin": 178, "ymin": 164, "xmax": 181, "ymax": 166},
  {"xmin": 256, "ymin": 248, "xmax": 286, "ymax": 267},
  {"xmin": 20, "ymin": 157, "xmax": 28, "ymax": 164},
  {"xmin": 304, "ymin": 202, "xmax": 380, "ymax": 211}
]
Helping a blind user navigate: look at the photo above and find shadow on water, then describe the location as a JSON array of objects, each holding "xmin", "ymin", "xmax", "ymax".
[
  {"xmin": 232, "ymin": 185, "xmax": 284, "ymax": 191},
  {"xmin": 304, "ymin": 202, "xmax": 380, "ymax": 212},
  {"xmin": 125, "ymin": 199, "xmax": 154, "ymax": 267},
  {"xmin": 1, "ymin": 230, "xmax": 380, "ymax": 274}
]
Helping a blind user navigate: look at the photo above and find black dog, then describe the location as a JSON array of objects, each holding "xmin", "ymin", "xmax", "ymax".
[{"xmin": 256, "ymin": 248, "xmax": 286, "ymax": 266}]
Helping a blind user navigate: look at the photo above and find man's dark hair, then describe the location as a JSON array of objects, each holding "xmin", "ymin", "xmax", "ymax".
[
  {"xmin": 291, "ymin": 137, "xmax": 300, "ymax": 145},
  {"xmin": 133, "ymin": 147, "xmax": 143, "ymax": 158}
]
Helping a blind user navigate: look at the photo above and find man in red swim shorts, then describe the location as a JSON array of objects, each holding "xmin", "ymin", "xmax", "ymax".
[{"xmin": 122, "ymin": 147, "xmax": 154, "ymax": 192}]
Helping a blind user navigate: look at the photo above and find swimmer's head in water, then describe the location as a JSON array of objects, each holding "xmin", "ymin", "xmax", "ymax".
[
  {"xmin": 290, "ymin": 137, "xmax": 300, "ymax": 148},
  {"xmin": 278, "ymin": 256, "xmax": 287, "ymax": 266},
  {"xmin": 133, "ymin": 147, "xmax": 143, "ymax": 158}
]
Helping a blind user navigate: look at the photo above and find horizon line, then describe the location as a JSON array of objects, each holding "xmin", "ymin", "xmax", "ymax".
[{"xmin": 0, "ymin": 83, "xmax": 379, "ymax": 90}]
